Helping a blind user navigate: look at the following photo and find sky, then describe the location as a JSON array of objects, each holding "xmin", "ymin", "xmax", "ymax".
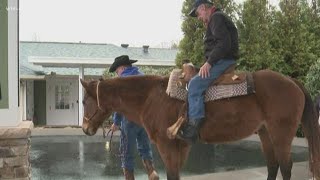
[{"xmin": 19, "ymin": 0, "xmax": 279, "ymax": 48}]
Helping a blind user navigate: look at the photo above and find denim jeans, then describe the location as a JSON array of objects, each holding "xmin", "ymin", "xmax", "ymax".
[
  {"xmin": 120, "ymin": 119, "xmax": 153, "ymax": 171},
  {"xmin": 188, "ymin": 59, "xmax": 236, "ymax": 121}
]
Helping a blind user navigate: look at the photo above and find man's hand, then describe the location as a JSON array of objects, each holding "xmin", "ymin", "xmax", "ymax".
[
  {"xmin": 111, "ymin": 123, "xmax": 119, "ymax": 132},
  {"xmin": 199, "ymin": 62, "xmax": 212, "ymax": 78}
]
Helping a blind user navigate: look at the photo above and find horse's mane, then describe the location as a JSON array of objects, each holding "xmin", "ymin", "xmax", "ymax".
[
  {"xmin": 92, "ymin": 75, "xmax": 170, "ymax": 105},
  {"xmin": 105, "ymin": 75, "xmax": 168, "ymax": 88},
  {"xmin": 101, "ymin": 75, "xmax": 168, "ymax": 91},
  {"xmin": 87, "ymin": 75, "xmax": 168, "ymax": 91}
]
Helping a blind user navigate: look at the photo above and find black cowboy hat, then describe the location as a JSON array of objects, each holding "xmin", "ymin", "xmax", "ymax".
[
  {"xmin": 109, "ymin": 55, "xmax": 138, "ymax": 72},
  {"xmin": 189, "ymin": 0, "xmax": 213, "ymax": 17}
]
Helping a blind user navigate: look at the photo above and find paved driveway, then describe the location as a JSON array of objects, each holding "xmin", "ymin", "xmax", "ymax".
[{"xmin": 31, "ymin": 128, "xmax": 312, "ymax": 180}]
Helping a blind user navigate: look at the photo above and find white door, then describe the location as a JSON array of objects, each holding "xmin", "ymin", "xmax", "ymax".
[{"xmin": 47, "ymin": 79, "xmax": 78, "ymax": 125}]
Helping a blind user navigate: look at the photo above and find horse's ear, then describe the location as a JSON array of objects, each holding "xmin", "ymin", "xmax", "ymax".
[{"xmin": 80, "ymin": 79, "xmax": 89, "ymax": 91}]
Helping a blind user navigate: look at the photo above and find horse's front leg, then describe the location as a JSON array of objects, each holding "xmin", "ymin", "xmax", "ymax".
[{"xmin": 155, "ymin": 139, "xmax": 190, "ymax": 180}]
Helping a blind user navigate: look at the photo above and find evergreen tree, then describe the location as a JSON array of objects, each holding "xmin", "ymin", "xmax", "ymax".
[
  {"xmin": 237, "ymin": 0, "xmax": 279, "ymax": 72},
  {"xmin": 304, "ymin": 0, "xmax": 320, "ymax": 94},
  {"xmin": 176, "ymin": 0, "xmax": 206, "ymax": 67},
  {"xmin": 306, "ymin": 0, "xmax": 320, "ymax": 61},
  {"xmin": 271, "ymin": 0, "xmax": 318, "ymax": 80},
  {"xmin": 306, "ymin": 59, "xmax": 320, "ymax": 98}
]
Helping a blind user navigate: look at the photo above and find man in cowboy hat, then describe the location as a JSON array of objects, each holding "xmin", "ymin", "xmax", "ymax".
[
  {"xmin": 109, "ymin": 55, "xmax": 138, "ymax": 75},
  {"xmin": 177, "ymin": 0, "xmax": 239, "ymax": 143},
  {"xmin": 109, "ymin": 55, "xmax": 159, "ymax": 180}
]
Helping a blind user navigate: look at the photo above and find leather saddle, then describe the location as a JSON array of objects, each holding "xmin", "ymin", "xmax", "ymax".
[{"xmin": 212, "ymin": 64, "xmax": 247, "ymax": 85}]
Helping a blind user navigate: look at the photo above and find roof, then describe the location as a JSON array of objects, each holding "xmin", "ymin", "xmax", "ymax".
[{"xmin": 20, "ymin": 41, "xmax": 178, "ymax": 77}]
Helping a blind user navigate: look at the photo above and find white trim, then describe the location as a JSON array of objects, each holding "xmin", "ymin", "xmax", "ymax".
[
  {"xmin": 28, "ymin": 56, "xmax": 175, "ymax": 68},
  {"xmin": 20, "ymin": 75, "xmax": 45, "ymax": 80},
  {"xmin": 8, "ymin": 0, "xmax": 19, "ymax": 110},
  {"xmin": 78, "ymin": 66, "xmax": 84, "ymax": 126},
  {"xmin": 0, "ymin": 108, "xmax": 20, "ymax": 126},
  {"xmin": 0, "ymin": 0, "xmax": 20, "ymax": 127}
]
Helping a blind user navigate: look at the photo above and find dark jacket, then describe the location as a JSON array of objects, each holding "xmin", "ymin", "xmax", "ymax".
[{"xmin": 204, "ymin": 9, "xmax": 239, "ymax": 65}]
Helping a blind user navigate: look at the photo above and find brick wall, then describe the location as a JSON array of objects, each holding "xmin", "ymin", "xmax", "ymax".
[{"xmin": 0, "ymin": 121, "xmax": 33, "ymax": 180}]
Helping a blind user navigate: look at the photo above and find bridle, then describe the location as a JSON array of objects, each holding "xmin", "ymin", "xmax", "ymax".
[
  {"xmin": 82, "ymin": 80, "xmax": 127, "ymax": 156},
  {"xmin": 83, "ymin": 80, "xmax": 112, "ymax": 138},
  {"xmin": 83, "ymin": 80, "xmax": 106, "ymax": 122}
]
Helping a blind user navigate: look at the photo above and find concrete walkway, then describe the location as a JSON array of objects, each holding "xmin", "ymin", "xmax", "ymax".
[
  {"xmin": 183, "ymin": 161, "xmax": 311, "ymax": 180},
  {"xmin": 184, "ymin": 135, "xmax": 311, "ymax": 180},
  {"xmin": 31, "ymin": 127, "xmax": 313, "ymax": 180}
]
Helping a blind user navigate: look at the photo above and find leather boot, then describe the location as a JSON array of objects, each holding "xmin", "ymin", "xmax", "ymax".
[
  {"xmin": 176, "ymin": 118, "xmax": 204, "ymax": 143},
  {"xmin": 142, "ymin": 159, "xmax": 159, "ymax": 180},
  {"xmin": 123, "ymin": 168, "xmax": 135, "ymax": 180}
]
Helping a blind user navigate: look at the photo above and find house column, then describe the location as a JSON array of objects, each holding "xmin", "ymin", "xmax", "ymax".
[
  {"xmin": 0, "ymin": 1, "xmax": 33, "ymax": 179},
  {"xmin": 78, "ymin": 66, "xmax": 84, "ymax": 126},
  {"xmin": 0, "ymin": 0, "xmax": 20, "ymax": 126}
]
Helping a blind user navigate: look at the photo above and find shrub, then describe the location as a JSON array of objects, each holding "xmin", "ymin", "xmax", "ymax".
[{"xmin": 305, "ymin": 59, "xmax": 320, "ymax": 99}]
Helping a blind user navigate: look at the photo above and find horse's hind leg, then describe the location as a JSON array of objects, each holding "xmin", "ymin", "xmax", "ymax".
[
  {"xmin": 275, "ymin": 143, "xmax": 293, "ymax": 180},
  {"xmin": 155, "ymin": 139, "xmax": 190, "ymax": 180},
  {"xmin": 258, "ymin": 126, "xmax": 279, "ymax": 180},
  {"xmin": 267, "ymin": 123, "xmax": 296, "ymax": 180},
  {"xmin": 273, "ymin": 144, "xmax": 293, "ymax": 180}
]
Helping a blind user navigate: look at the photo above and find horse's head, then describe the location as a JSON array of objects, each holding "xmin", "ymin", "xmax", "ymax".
[{"xmin": 80, "ymin": 79, "xmax": 112, "ymax": 136}]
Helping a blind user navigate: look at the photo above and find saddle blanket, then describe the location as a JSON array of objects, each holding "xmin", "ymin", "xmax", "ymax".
[{"xmin": 166, "ymin": 69, "xmax": 255, "ymax": 102}]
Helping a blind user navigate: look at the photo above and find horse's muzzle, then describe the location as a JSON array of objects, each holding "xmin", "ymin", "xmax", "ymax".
[{"xmin": 82, "ymin": 127, "xmax": 96, "ymax": 136}]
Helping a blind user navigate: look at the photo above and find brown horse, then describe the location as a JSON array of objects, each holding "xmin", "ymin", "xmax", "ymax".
[{"xmin": 80, "ymin": 69, "xmax": 320, "ymax": 180}]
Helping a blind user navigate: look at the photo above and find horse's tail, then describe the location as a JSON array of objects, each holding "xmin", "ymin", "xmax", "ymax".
[
  {"xmin": 292, "ymin": 78, "xmax": 320, "ymax": 178},
  {"xmin": 314, "ymin": 95, "xmax": 320, "ymax": 120}
]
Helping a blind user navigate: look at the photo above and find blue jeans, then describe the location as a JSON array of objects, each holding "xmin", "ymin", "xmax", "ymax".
[
  {"xmin": 120, "ymin": 119, "xmax": 153, "ymax": 171},
  {"xmin": 188, "ymin": 59, "xmax": 236, "ymax": 121}
]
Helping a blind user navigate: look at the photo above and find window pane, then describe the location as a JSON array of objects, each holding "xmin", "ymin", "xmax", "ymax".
[
  {"xmin": 55, "ymin": 85, "xmax": 59, "ymax": 109},
  {"xmin": 54, "ymin": 83, "xmax": 72, "ymax": 110},
  {"xmin": 64, "ymin": 85, "xmax": 70, "ymax": 109}
]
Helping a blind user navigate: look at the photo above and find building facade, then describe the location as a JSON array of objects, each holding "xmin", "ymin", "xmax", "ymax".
[{"xmin": 20, "ymin": 41, "xmax": 178, "ymax": 126}]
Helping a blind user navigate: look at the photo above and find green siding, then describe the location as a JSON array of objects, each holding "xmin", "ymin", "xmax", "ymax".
[
  {"xmin": 0, "ymin": 0, "xmax": 8, "ymax": 108},
  {"xmin": 34, "ymin": 81, "xmax": 46, "ymax": 125}
]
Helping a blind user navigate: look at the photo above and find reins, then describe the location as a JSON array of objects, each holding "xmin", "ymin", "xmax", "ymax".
[
  {"xmin": 103, "ymin": 126, "xmax": 128, "ymax": 160},
  {"xmin": 103, "ymin": 128, "xmax": 114, "ymax": 150}
]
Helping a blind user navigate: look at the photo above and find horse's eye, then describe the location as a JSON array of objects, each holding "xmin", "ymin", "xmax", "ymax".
[{"xmin": 82, "ymin": 100, "xmax": 85, "ymax": 105}]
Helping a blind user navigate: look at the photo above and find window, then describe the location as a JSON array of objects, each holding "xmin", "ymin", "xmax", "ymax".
[{"xmin": 55, "ymin": 85, "xmax": 70, "ymax": 109}]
